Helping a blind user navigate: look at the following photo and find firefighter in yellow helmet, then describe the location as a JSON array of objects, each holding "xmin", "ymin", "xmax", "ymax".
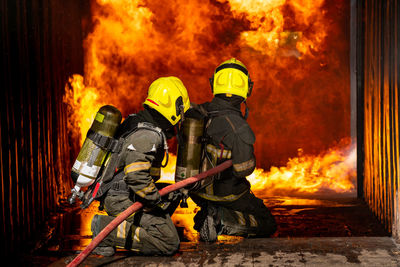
[
  {"xmin": 91, "ymin": 76, "xmax": 190, "ymax": 256},
  {"xmin": 188, "ymin": 58, "xmax": 276, "ymax": 242}
]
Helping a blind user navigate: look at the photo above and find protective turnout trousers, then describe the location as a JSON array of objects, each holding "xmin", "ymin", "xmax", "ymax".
[
  {"xmin": 192, "ymin": 191, "xmax": 277, "ymax": 238},
  {"xmin": 92, "ymin": 195, "xmax": 180, "ymax": 256}
]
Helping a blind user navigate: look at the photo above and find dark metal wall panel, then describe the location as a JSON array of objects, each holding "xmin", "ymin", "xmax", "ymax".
[
  {"xmin": 0, "ymin": 0, "xmax": 85, "ymax": 255},
  {"xmin": 351, "ymin": 0, "xmax": 365, "ymax": 199},
  {"xmin": 363, "ymin": 0, "xmax": 400, "ymax": 236}
]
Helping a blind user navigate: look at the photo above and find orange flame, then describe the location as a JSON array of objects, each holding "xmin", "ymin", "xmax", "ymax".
[
  {"xmin": 225, "ymin": 0, "xmax": 327, "ymax": 57},
  {"xmin": 64, "ymin": 0, "xmax": 352, "ymax": 241},
  {"xmin": 64, "ymin": 74, "xmax": 106, "ymax": 145},
  {"xmin": 158, "ymin": 139, "xmax": 356, "ymax": 241},
  {"xmin": 248, "ymin": 139, "xmax": 356, "ymax": 198},
  {"xmin": 71, "ymin": 0, "xmax": 350, "ymax": 167}
]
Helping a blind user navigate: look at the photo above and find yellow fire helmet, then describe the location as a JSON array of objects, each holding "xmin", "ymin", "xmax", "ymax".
[
  {"xmin": 143, "ymin": 76, "xmax": 190, "ymax": 125},
  {"xmin": 210, "ymin": 58, "xmax": 254, "ymax": 99}
]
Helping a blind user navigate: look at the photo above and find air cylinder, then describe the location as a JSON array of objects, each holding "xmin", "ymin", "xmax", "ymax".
[
  {"xmin": 175, "ymin": 117, "xmax": 204, "ymax": 183},
  {"xmin": 69, "ymin": 105, "xmax": 122, "ymax": 203}
]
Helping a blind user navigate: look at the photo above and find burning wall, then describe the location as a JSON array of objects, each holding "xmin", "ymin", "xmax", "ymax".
[{"xmin": 65, "ymin": 0, "xmax": 354, "ymax": 197}]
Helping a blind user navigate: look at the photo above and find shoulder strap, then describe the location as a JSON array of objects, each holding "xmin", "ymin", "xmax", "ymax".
[
  {"xmin": 190, "ymin": 102, "xmax": 209, "ymax": 118},
  {"xmin": 207, "ymin": 109, "xmax": 243, "ymax": 118},
  {"xmin": 136, "ymin": 122, "xmax": 168, "ymax": 151},
  {"xmin": 94, "ymin": 121, "xmax": 169, "ymax": 200}
]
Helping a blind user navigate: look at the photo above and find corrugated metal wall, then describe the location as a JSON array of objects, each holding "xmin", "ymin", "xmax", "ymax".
[
  {"xmin": 362, "ymin": 0, "xmax": 400, "ymax": 237},
  {"xmin": 0, "ymin": 0, "xmax": 86, "ymax": 255}
]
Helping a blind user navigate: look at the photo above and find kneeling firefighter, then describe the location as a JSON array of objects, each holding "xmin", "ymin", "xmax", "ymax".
[
  {"xmin": 176, "ymin": 58, "xmax": 276, "ymax": 242},
  {"xmin": 81, "ymin": 77, "xmax": 190, "ymax": 256}
]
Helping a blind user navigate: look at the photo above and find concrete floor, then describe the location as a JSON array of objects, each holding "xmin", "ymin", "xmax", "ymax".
[
  {"xmin": 52, "ymin": 237, "xmax": 400, "ymax": 266},
  {"xmin": 12, "ymin": 197, "xmax": 400, "ymax": 266}
]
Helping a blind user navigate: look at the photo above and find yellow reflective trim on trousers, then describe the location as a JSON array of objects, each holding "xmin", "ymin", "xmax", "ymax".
[
  {"xmin": 233, "ymin": 158, "xmax": 255, "ymax": 172},
  {"xmin": 194, "ymin": 189, "xmax": 247, "ymax": 202},
  {"xmin": 135, "ymin": 182, "xmax": 156, "ymax": 198},
  {"xmin": 124, "ymin": 161, "xmax": 151, "ymax": 174},
  {"xmin": 235, "ymin": 211, "xmax": 246, "ymax": 226},
  {"xmin": 133, "ymin": 227, "xmax": 141, "ymax": 242},
  {"xmin": 117, "ymin": 221, "xmax": 127, "ymax": 239},
  {"xmin": 249, "ymin": 214, "xmax": 258, "ymax": 227}
]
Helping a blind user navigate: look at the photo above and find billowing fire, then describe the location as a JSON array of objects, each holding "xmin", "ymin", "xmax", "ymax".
[
  {"xmin": 64, "ymin": 0, "xmax": 352, "ymax": 240},
  {"xmin": 159, "ymin": 139, "xmax": 356, "ymax": 241}
]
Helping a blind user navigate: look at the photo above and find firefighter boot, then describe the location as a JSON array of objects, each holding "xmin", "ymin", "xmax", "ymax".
[{"xmin": 194, "ymin": 204, "xmax": 219, "ymax": 242}]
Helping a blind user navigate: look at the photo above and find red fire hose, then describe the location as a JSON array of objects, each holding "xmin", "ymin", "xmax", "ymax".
[{"xmin": 67, "ymin": 160, "xmax": 232, "ymax": 267}]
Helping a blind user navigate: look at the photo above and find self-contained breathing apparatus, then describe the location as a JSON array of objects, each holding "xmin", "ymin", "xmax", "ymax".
[
  {"xmin": 174, "ymin": 115, "xmax": 205, "ymax": 207},
  {"xmin": 174, "ymin": 104, "xmax": 229, "ymax": 208},
  {"xmin": 174, "ymin": 106, "xmax": 246, "ymax": 206},
  {"xmin": 68, "ymin": 106, "xmax": 169, "ymax": 209},
  {"xmin": 68, "ymin": 105, "xmax": 122, "ymax": 204}
]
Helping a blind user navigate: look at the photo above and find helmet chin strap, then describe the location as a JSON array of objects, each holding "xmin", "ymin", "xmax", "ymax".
[
  {"xmin": 179, "ymin": 105, "xmax": 185, "ymax": 122},
  {"xmin": 243, "ymin": 100, "xmax": 249, "ymax": 120},
  {"xmin": 176, "ymin": 105, "xmax": 186, "ymax": 148}
]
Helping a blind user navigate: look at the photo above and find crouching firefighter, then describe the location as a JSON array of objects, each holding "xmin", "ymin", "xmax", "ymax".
[
  {"xmin": 184, "ymin": 58, "xmax": 277, "ymax": 242},
  {"xmin": 84, "ymin": 77, "xmax": 190, "ymax": 256}
]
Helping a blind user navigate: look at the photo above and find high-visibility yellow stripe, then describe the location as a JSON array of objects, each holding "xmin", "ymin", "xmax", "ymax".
[
  {"xmin": 233, "ymin": 158, "xmax": 255, "ymax": 172},
  {"xmin": 206, "ymin": 144, "xmax": 232, "ymax": 159},
  {"xmin": 117, "ymin": 221, "xmax": 127, "ymax": 239},
  {"xmin": 135, "ymin": 182, "xmax": 156, "ymax": 198},
  {"xmin": 194, "ymin": 189, "xmax": 247, "ymax": 202},
  {"xmin": 125, "ymin": 161, "xmax": 150, "ymax": 169},
  {"xmin": 235, "ymin": 211, "xmax": 246, "ymax": 226},
  {"xmin": 133, "ymin": 227, "xmax": 141, "ymax": 242},
  {"xmin": 249, "ymin": 214, "xmax": 258, "ymax": 227},
  {"xmin": 124, "ymin": 161, "xmax": 151, "ymax": 174}
]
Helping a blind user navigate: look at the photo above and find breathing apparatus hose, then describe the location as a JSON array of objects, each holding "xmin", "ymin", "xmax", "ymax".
[{"xmin": 67, "ymin": 160, "xmax": 233, "ymax": 267}]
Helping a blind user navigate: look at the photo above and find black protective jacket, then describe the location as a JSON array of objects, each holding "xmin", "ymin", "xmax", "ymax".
[{"xmin": 194, "ymin": 97, "xmax": 256, "ymax": 200}]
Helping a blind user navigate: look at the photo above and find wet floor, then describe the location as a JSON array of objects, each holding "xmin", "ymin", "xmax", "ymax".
[
  {"xmin": 55, "ymin": 236, "xmax": 400, "ymax": 267},
  {"xmin": 11, "ymin": 196, "xmax": 393, "ymax": 266},
  {"xmin": 266, "ymin": 196, "xmax": 389, "ymax": 238}
]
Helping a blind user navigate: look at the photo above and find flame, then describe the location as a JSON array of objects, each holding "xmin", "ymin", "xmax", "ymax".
[
  {"xmin": 66, "ymin": 0, "xmax": 351, "ymax": 167},
  {"xmin": 157, "ymin": 139, "xmax": 356, "ymax": 241},
  {"xmin": 248, "ymin": 138, "xmax": 356, "ymax": 198},
  {"xmin": 64, "ymin": 0, "xmax": 352, "ymax": 241},
  {"xmin": 224, "ymin": 0, "xmax": 327, "ymax": 57},
  {"xmin": 64, "ymin": 74, "xmax": 107, "ymax": 145}
]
